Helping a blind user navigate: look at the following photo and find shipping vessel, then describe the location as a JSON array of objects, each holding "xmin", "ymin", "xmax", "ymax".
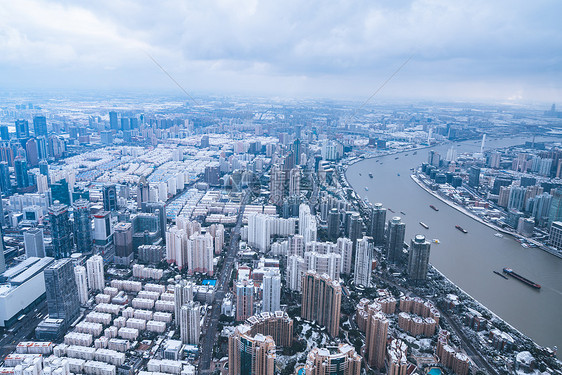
[
  {"xmin": 419, "ymin": 222, "xmax": 429, "ymax": 229},
  {"xmin": 455, "ymin": 225, "xmax": 468, "ymax": 233},
  {"xmin": 503, "ymin": 268, "xmax": 541, "ymax": 289},
  {"xmin": 429, "ymin": 205, "xmax": 439, "ymax": 211},
  {"xmin": 369, "ymin": 173, "xmax": 373, "ymax": 178}
]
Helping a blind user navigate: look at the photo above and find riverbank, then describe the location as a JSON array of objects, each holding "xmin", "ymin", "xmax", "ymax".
[{"xmin": 410, "ymin": 173, "xmax": 562, "ymax": 259}]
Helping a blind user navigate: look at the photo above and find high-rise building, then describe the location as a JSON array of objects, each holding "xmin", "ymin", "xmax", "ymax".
[
  {"xmin": 186, "ymin": 233, "xmax": 214, "ymax": 275},
  {"xmin": 24, "ymin": 227, "xmax": 45, "ymax": 258},
  {"xmin": 109, "ymin": 111, "xmax": 119, "ymax": 130},
  {"xmin": 269, "ymin": 164, "xmax": 285, "ymax": 206},
  {"xmin": 0, "ymin": 162, "xmax": 11, "ymax": 196},
  {"xmin": 337, "ymin": 237, "xmax": 353, "ymax": 275},
  {"xmin": 327, "ymin": 208, "xmax": 340, "ymax": 241},
  {"xmin": 304, "ymin": 344, "xmax": 361, "ymax": 375},
  {"xmin": 137, "ymin": 177, "xmax": 150, "ymax": 207},
  {"xmin": 347, "ymin": 212, "xmax": 362, "ymax": 251},
  {"xmin": 228, "ymin": 325, "xmax": 276, "ymax": 375},
  {"xmin": 354, "ymin": 236, "xmax": 373, "ymax": 287},
  {"xmin": 49, "ymin": 203, "xmax": 73, "ymax": 259},
  {"xmin": 174, "ymin": 280, "xmax": 194, "ymax": 327},
  {"xmin": 387, "ymin": 339, "xmax": 409, "ymax": 375},
  {"xmin": 288, "ymin": 167, "xmax": 301, "ymax": 196},
  {"xmin": 74, "ymin": 265, "xmax": 89, "ymax": 305},
  {"xmin": 114, "ymin": 222, "xmax": 133, "ymax": 265},
  {"xmin": 365, "ymin": 311, "xmax": 389, "ymax": 369},
  {"xmin": 15, "ymin": 120, "xmax": 29, "ymax": 139},
  {"xmin": 368, "ymin": 203, "xmax": 386, "ymax": 246},
  {"xmin": 407, "ymin": 235, "xmax": 431, "ymax": 282},
  {"xmin": 33, "ymin": 116, "xmax": 48, "ymax": 137},
  {"xmin": 549, "ymin": 221, "xmax": 562, "ymax": 251},
  {"xmin": 468, "ymin": 166, "xmax": 481, "ymax": 188},
  {"xmin": 14, "ymin": 157, "xmax": 29, "ymax": 188},
  {"xmin": 102, "ymin": 184, "xmax": 117, "ymax": 211},
  {"xmin": 262, "ymin": 271, "xmax": 281, "ymax": 313},
  {"xmin": 73, "ymin": 199, "xmax": 92, "ymax": 254},
  {"xmin": 301, "ymin": 271, "xmax": 341, "ymax": 337},
  {"xmin": 507, "ymin": 186, "xmax": 526, "ymax": 211},
  {"xmin": 86, "ymin": 254, "xmax": 105, "ymax": 291},
  {"xmin": 548, "ymin": 188, "xmax": 562, "ymax": 225},
  {"xmin": 93, "ymin": 211, "xmax": 114, "ymax": 255},
  {"xmin": 386, "ymin": 217, "xmax": 405, "ymax": 264},
  {"xmin": 200, "ymin": 135, "xmax": 210, "ymax": 148},
  {"xmin": 44, "ymin": 258, "xmax": 80, "ymax": 324},
  {"xmin": 25, "ymin": 138, "xmax": 39, "ymax": 166},
  {"xmin": 244, "ymin": 311, "xmax": 293, "ymax": 348},
  {"xmin": 166, "ymin": 227, "xmax": 188, "ymax": 269},
  {"xmin": 180, "ymin": 301, "xmax": 201, "ymax": 345},
  {"xmin": 235, "ymin": 280, "xmax": 254, "ymax": 322}
]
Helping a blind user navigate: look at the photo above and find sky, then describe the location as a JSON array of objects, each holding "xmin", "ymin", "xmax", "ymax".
[{"xmin": 1, "ymin": 0, "xmax": 561, "ymax": 104}]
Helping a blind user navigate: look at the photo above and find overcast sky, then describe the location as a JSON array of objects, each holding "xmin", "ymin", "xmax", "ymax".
[{"xmin": 1, "ymin": 0, "xmax": 561, "ymax": 103}]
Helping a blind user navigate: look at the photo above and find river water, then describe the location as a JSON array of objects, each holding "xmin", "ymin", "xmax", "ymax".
[{"xmin": 346, "ymin": 136, "xmax": 562, "ymax": 353}]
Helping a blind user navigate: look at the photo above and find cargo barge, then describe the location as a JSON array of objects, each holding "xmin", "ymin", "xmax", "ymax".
[
  {"xmin": 503, "ymin": 268, "xmax": 541, "ymax": 289},
  {"xmin": 455, "ymin": 225, "xmax": 468, "ymax": 233}
]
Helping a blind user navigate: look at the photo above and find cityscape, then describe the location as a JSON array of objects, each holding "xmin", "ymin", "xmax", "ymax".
[{"xmin": 1, "ymin": 2, "xmax": 562, "ymax": 375}]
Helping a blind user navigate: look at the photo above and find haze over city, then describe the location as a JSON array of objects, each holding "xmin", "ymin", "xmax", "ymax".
[{"xmin": 1, "ymin": 0, "xmax": 562, "ymax": 102}]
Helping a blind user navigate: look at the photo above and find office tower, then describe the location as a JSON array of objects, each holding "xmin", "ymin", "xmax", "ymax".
[
  {"xmin": 44, "ymin": 258, "xmax": 80, "ymax": 324},
  {"xmin": 235, "ymin": 280, "xmax": 254, "ymax": 322},
  {"xmin": 73, "ymin": 199, "xmax": 92, "ymax": 254},
  {"xmin": 74, "ymin": 265, "xmax": 89, "ymax": 305},
  {"xmin": 204, "ymin": 166, "xmax": 220, "ymax": 186},
  {"xmin": 86, "ymin": 254, "xmax": 105, "ymax": 291},
  {"xmin": 109, "ymin": 111, "xmax": 119, "ymax": 130},
  {"xmin": 269, "ymin": 164, "xmax": 285, "ymax": 206},
  {"xmin": 368, "ymin": 203, "xmax": 386, "ymax": 246},
  {"xmin": 407, "ymin": 235, "xmax": 431, "ymax": 282},
  {"xmin": 200, "ymin": 135, "xmax": 210, "ymax": 148},
  {"xmin": 354, "ymin": 236, "xmax": 373, "ymax": 287},
  {"xmin": 548, "ymin": 188, "xmax": 562, "ymax": 224},
  {"xmin": 186, "ymin": 232, "xmax": 214, "ymax": 275},
  {"xmin": 348, "ymin": 212, "xmax": 362, "ymax": 250},
  {"xmin": 93, "ymin": 211, "xmax": 114, "ymax": 254},
  {"xmin": 49, "ymin": 203, "xmax": 73, "ymax": 259},
  {"xmin": 174, "ymin": 280, "xmax": 194, "ymax": 326},
  {"xmin": 0, "ymin": 198, "xmax": 4, "ymax": 226},
  {"xmin": 102, "ymin": 184, "xmax": 117, "ymax": 211},
  {"xmin": 338, "ymin": 237, "xmax": 353, "ymax": 274},
  {"xmin": 288, "ymin": 167, "xmax": 301, "ymax": 196},
  {"xmin": 143, "ymin": 202, "xmax": 167, "ymax": 244},
  {"xmin": 304, "ymin": 344, "xmax": 361, "ymax": 375},
  {"xmin": 386, "ymin": 217, "xmax": 406, "ymax": 264},
  {"xmin": 24, "ymin": 227, "xmax": 45, "ymax": 258},
  {"xmin": 36, "ymin": 136, "xmax": 48, "ymax": 160},
  {"xmin": 262, "ymin": 271, "xmax": 281, "ymax": 313},
  {"xmin": 468, "ymin": 166, "xmax": 481, "ymax": 188},
  {"xmin": 301, "ymin": 271, "xmax": 341, "ymax": 337},
  {"xmin": 0, "ymin": 126, "xmax": 8, "ymax": 141},
  {"xmin": 14, "ymin": 157, "xmax": 29, "ymax": 188},
  {"xmin": 166, "ymin": 227, "xmax": 188, "ymax": 269},
  {"xmin": 327, "ymin": 208, "xmax": 340, "ymax": 241},
  {"xmin": 549, "ymin": 221, "xmax": 562, "ymax": 250},
  {"xmin": 0, "ymin": 226, "xmax": 5, "ymax": 274},
  {"xmin": 114, "ymin": 222, "xmax": 133, "ymax": 265},
  {"xmin": 100, "ymin": 130, "xmax": 113, "ymax": 145},
  {"xmin": 507, "ymin": 186, "xmax": 526, "ymax": 211},
  {"xmin": 33, "ymin": 116, "xmax": 48, "ymax": 137},
  {"xmin": 0, "ymin": 162, "xmax": 11, "ymax": 196},
  {"xmin": 180, "ymin": 301, "xmax": 201, "ymax": 345},
  {"xmin": 25, "ymin": 138, "xmax": 39, "ymax": 166},
  {"xmin": 39, "ymin": 159, "xmax": 49, "ymax": 179},
  {"xmin": 365, "ymin": 311, "xmax": 389, "ymax": 369},
  {"xmin": 228, "ymin": 325, "xmax": 276, "ymax": 375},
  {"xmin": 137, "ymin": 177, "xmax": 150, "ymax": 207},
  {"xmin": 15, "ymin": 120, "xmax": 29, "ymax": 139}
]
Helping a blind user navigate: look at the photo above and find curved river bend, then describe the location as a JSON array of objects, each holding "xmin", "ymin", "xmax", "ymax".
[{"xmin": 346, "ymin": 137, "xmax": 562, "ymax": 353}]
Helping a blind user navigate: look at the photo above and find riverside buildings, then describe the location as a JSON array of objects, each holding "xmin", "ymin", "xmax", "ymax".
[{"xmin": 301, "ymin": 271, "xmax": 341, "ymax": 338}]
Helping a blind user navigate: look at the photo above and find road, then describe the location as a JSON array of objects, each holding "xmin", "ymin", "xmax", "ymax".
[
  {"xmin": 0, "ymin": 300, "xmax": 48, "ymax": 360},
  {"xmin": 199, "ymin": 190, "xmax": 249, "ymax": 374}
]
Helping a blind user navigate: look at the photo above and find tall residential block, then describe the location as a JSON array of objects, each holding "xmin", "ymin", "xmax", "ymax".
[
  {"xmin": 354, "ymin": 236, "xmax": 373, "ymax": 287},
  {"xmin": 304, "ymin": 344, "xmax": 361, "ymax": 375},
  {"xmin": 262, "ymin": 271, "xmax": 281, "ymax": 313},
  {"xmin": 301, "ymin": 271, "xmax": 341, "ymax": 337},
  {"xmin": 228, "ymin": 325, "xmax": 276, "ymax": 375},
  {"xmin": 365, "ymin": 311, "xmax": 389, "ymax": 369},
  {"xmin": 74, "ymin": 265, "xmax": 89, "ymax": 305},
  {"xmin": 86, "ymin": 255, "xmax": 105, "ymax": 291},
  {"xmin": 368, "ymin": 203, "xmax": 386, "ymax": 246},
  {"xmin": 386, "ymin": 217, "xmax": 405, "ymax": 264},
  {"xmin": 180, "ymin": 301, "xmax": 201, "ymax": 345},
  {"xmin": 407, "ymin": 235, "xmax": 431, "ymax": 282},
  {"xmin": 73, "ymin": 199, "xmax": 92, "ymax": 254},
  {"xmin": 235, "ymin": 280, "xmax": 254, "ymax": 322}
]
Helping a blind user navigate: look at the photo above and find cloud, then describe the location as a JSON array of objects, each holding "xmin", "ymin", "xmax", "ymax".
[{"xmin": 0, "ymin": 0, "xmax": 561, "ymax": 102}]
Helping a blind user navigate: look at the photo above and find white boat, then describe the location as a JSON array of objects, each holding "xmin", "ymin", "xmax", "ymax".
[
  {"xmin": 494, "ymin": 233, "xmax": 503, "ymax": 238},
  {"xmin": 365, "ymin": 187, "xmax": 369, "ymax": 191},
  {"xmin": 432, "ymin": 239, "xmax": 440, "ymax": 244}
]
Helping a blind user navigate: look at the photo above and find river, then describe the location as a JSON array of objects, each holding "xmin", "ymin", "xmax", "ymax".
[{"xmin": 346, "ymin": 136, "xmax": 562, "ymax": 354}]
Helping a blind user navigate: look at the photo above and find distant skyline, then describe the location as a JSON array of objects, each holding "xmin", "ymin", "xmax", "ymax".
[{"xmin": 1, "ymin": 0, "xmax": 561, "ymax": 104}]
